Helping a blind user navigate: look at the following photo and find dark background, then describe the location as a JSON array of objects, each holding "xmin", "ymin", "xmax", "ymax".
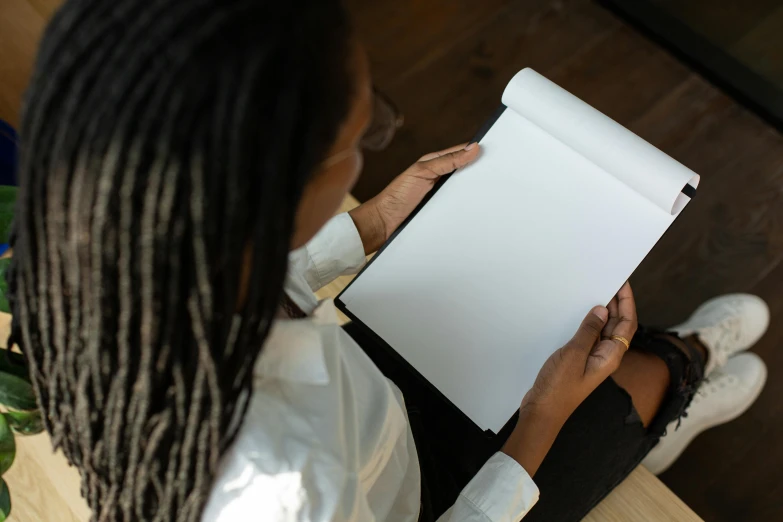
[
  {"xmin": 345, "ymin": 0, "xmax": 783, "ymax": 520},
  {"xmin": 644, "ymin": 0, "xmax": 783, "ymax": 92}
]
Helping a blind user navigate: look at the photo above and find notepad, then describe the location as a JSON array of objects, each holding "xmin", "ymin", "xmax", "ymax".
[{"xmin": 337, "ymin": 68, "xmax": 699, "ymax": 433}]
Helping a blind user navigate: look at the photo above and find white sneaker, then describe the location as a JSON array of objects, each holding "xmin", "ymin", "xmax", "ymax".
[
  {"xmin": 672, "ymin": 294, "xmax": 769, "ymax": 375},
  {"xmin": 641, "ymin": 352, "xmax": 767, "ymax": 475}
]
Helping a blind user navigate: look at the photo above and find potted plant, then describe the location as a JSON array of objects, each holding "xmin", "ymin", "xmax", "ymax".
[{"xmin": 0, "ymin": 121, "xmax": 43, "ymax": 520}]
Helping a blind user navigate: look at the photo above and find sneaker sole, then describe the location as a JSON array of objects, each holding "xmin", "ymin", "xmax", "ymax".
[{"xmin": 644, "ymin": 362, "xmax": 767, "ymax": 475}]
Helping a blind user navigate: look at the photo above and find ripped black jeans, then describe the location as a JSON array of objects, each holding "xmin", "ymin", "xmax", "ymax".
[{"xmin": 342, "ymin": 323, "xmax": 705, "ymax": 522}]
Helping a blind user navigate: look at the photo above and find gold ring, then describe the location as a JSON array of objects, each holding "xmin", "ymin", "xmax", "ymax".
[{"xmin": 608, "ymin": 335, "xmax": 631, "ymax": 350}]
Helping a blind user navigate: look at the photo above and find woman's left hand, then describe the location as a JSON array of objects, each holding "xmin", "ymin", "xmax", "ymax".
[{"xmin": 349, "ymin": 142, "xmax": 481, "ymax": 254}]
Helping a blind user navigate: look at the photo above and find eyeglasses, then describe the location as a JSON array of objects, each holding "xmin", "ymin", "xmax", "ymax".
[
  {"xmin": 360, "ymin": 88, "xmax": 404, "ymax": 151},
  {"xmin": 321, "ymin": 89, "xmax": 404, "ymax": 169}
]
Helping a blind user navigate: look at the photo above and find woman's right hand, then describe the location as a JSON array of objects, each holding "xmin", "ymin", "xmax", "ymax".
[{"xmin": 501, "ymin": 283, "xmax": 638, "ymax": 476}]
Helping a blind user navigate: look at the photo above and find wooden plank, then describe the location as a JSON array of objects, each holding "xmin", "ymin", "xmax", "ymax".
[
  {"xmin": 585, "ymin": 466, "xmax": 702, "ymax": 522},
  {"xmin": 2, "ymin": 437, "xmax": 84, "ymax": 522},
  {"xmin": 0, "ymin": 0, "xmax": 46, "ymax": 126},
  {"xmin": 352, "ymin": 0, "xmax": 625, "ymax": 200},
  {"xmin": 351, "ymin": 0, "xmax": 699, "ymax": 201},
  {"xmin": 344, "ymin": 0, "xmax": 517, "ymax": 88},
  {"xmin": 3, "ymin": 434, "xmax": 90, "ymax": 522},
  {"xmin": 25, "ymin": 0, "xmax": 62, "ymax": 20},
  {"xmin": 629, "ymin": 89, "xmax": 783, "ymax": 326}
]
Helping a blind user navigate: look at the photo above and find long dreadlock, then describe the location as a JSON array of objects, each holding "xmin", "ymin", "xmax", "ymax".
[{"xmin": 7, "ymin": 0, "xmax": 354, "ymax": 519}]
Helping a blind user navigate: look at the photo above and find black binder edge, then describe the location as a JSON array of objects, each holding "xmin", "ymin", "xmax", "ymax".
[
  {"xmin": 681, "ymin": 183, "xmax": 696, "ymax": 199},
  {"xmin": 335, "ymin": 104, "xmax": 510, "ymax": 437}
]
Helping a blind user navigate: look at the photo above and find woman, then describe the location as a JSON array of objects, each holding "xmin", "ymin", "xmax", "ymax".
[{"xmin": 9, "ymin": 0, "xmax": 769, "ymax": 521}]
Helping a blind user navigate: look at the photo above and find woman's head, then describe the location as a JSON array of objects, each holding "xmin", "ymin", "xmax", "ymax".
[
  {"xmin": 9, "ymin": 0, "xmax": 368, "ymax": 519},
  {"xmin": 292, "ymin": 43, "xmax": 372, "ymax": 249}
]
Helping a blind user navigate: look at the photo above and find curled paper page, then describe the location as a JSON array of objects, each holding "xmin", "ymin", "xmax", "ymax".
[{"xmin": 502, "ymin": 68, "xmax": 699, "ymax": 215}]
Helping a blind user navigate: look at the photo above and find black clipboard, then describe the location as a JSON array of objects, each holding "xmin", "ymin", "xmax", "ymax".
[{"xmin": 334, "ymin": 102, "xmax": 697, "ymax": 436}]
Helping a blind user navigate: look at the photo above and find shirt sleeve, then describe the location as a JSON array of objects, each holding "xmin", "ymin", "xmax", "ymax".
[
  {"xmin": 290, "ymin": 212, "xmax": 367, "ymax": 292},
  {"xmin": 436, "ymin": 452, "xmax": 539, "ymax": 522}
]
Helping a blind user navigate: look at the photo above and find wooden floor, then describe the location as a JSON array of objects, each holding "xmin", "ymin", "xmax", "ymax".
[
  {"xmin": 1, "ymin": 0, "xmax": 782, "ymax": 521},
  {"xmin": 345, "ymin": 0, "xmax": 783, "ymax": 521}
]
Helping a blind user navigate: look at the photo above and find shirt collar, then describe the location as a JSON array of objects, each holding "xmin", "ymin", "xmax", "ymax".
[{"xmin": 254, "ymin": 299, "xmax": 339, "ymax": 385}]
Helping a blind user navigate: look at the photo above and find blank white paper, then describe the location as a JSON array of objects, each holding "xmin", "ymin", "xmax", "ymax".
[
  {"xmin": 340, "ymin": 71, "xmax": 698, "ymax": 432},
  {"xmin": 502, "ymin": 69, "xmax": 700, "ymax": 214}
]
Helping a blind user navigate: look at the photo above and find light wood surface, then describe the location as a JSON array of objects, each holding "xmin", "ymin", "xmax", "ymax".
[
  {"xmin": 0, "ymin": 1, "xmax": 47, "ymax": 127},
  {"xmin": 584, "ymin": 466, "xmax": 702, "ymax": 522},
  {"xmin": 0, "ymin": 1, "xmax": 701, "ymax": 519}
]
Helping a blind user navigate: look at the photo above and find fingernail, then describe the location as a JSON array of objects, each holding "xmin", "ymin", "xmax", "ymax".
[
  {"xmin": 592, "ymin": 306, "xmax": 609, "ymax": 322},
  {"xmin": 464, "ymin": 142, "xmax": 477, "ymax": 151}
]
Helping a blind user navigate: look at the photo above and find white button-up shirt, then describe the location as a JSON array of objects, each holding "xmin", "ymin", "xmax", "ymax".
[{"xmin": 202, "ymin": 213, "xmax": 539, "ymax": 521}]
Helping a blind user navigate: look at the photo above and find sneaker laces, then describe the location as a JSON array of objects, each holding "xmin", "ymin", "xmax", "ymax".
[
  {"xmin": 682, "ymin": 370, "xmax": 738, "ymax": 410},
  {"xmin": 686, "ymin": 303, "xmax": 745, "ymax": 370},
  {"xmin": 665, "ymin": 334, "xmax": 708, "ymax": 430},
  {"xmin": 702, "ymin": 314, "xmax": 743, "ymax": 354}
]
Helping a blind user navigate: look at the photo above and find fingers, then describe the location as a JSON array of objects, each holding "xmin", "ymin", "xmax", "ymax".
[
  {"xmin": 413, "ymin": 143, "xmax": 481, "ymax": 179},
  {"xmin": 568, "ymin": 306, "xmax": 609, "ymax": 352},
  {"xmin": 418, "ymin": 143, "xmax": 471, "ymax": 161},
  {"xmin": 589, "ymin": 338, "xmax": 627, "ymax": 376},
  {"xmin": 606, "ymin": 282, "xmax": 638, "ymax": 341},
  {"xmin": 617, "ymin": 281, "xmax": 636, "ymax": 319},
  {"xmin": 607, "ymin": 294, "xmax": 619, "ymax": 318},
  {"xmin": 603, "ymin": 296, "xmax": 618, "ymax": 334}
]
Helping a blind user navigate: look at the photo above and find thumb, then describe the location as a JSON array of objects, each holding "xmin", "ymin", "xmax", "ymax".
[
  {"xmin": 414, "ymin": 143, "xmax": 480, "ymax": 179},
  {"xmin": 567, "ymin": 306, "xmax": 609, "ymax": 352}
]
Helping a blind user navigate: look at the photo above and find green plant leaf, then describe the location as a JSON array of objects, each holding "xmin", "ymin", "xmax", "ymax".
[
  {"xmin": 0, "ymin": 186, "xmax": 17, "ymax": 245},
  {"xmin": 0, "ymin": 415, "xmax": 15, "ymax": 476},
  {"xmin": 3, "ymin": 410, "xmax": 43, "ymax": 436},
  {"xmin": 0, "ymin": 349, "xmax": 28, "ymax": 383},
  {"xmin": 0, "ymin": 478, "xmax": 10, "ymax": 521},
  {"xmin": 0, "ymin": 258, "xmax": 10, "ymax": 314},
  {"xmin": 0, "ymin": 371, "xmax": 37, "ymax": 411}
]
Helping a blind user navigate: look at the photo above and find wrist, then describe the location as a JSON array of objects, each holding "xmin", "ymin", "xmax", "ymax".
[
  {"xmin": 519, "ymin": 400, "xmax": 572, "ymax": 430},
  {"xmin": 349, "ymin": 199, "xmax": 387, "ymax": 255},
  {"xmin": 519, "ymin": 405, "xmax": 568, "ymax": 438},
  {"xmin": 501, "ymin": 407, "xmax": 566, "ymax": 477}
]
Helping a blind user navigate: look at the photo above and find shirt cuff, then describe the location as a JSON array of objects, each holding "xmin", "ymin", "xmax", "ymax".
[
  {"xmin": 456, "ymin": 452, "xmax": 539, "ymax": 522},
  {"xmin": 303, "ymin": 212, "xmax": 366, "ymax": 291}
]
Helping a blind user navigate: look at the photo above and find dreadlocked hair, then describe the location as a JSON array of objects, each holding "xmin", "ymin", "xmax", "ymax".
[{"xmin": 7, "ymin": 0, "xmax": 355, "ymax": 519}]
